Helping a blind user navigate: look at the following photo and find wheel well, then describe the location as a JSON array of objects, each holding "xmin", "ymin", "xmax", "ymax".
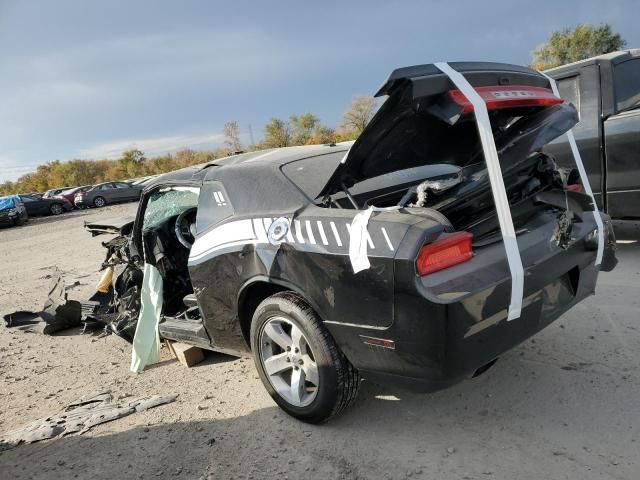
[{"xmin": 238, "ymin": 281, "xmax": 290, "ymax": 348}]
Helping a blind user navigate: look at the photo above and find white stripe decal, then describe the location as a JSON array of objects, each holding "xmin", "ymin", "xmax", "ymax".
[
  {"xmin": 294, "ymin": 220, "xmax": 305, "ymax": 244},
  {"xmin": 213, "ymin": 192, "xmax": 220, "ymax": 203},
  {"xmin": 189, "ymin": 219, "xmax": 255, "ymax": 261},
  {"xmin": 329, "ymin": 221, "xmax": 342, "ymax": 247},
  {"xmin": 305, "ymin": 220, "xmax": 316, "ymax": 245},
  {"xmin": 381, "ymin": 227, "xmax": 394, "ymax": 251},
  {"xmin": 285, "ymin": 226, "xmax": 295, "ymax": 243},
  {"xmin": 317, "ymin": 221, "xmax": 329, "ymax": 245},
  {"xmin": 252, "ymin": 218, "xmax": 268, "ymax": 243}
]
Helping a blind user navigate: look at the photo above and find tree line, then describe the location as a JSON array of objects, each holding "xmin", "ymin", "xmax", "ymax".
[{"xmin": 0, "ymin": 96, "xmax": 376, "ymax": 195}]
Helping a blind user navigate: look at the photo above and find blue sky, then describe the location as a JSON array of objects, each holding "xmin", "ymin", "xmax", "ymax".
[{"xmin": 1, "ymin": 0, "xmax": 638, "ymax": 182}]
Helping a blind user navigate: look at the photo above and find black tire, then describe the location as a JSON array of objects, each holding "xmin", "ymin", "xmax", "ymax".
[
  {"xmin": 250, "ymin": 291, "xmax": 360, "ymax": 423},
  {"xmin": 50, "ymin": 203, "xmax": 64, "ymax": 215},
  {"xmin": 93, "ymin": 196, "xmax": 106, "ymax": 208}
]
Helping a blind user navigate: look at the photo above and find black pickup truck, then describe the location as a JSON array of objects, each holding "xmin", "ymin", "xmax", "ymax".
[{"xmin": 545, "ymin": 49, "xmax": 640, "ymax": 219}]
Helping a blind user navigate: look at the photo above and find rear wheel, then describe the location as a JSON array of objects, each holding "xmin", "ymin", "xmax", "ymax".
[
  {"xmin": 93, "ymin": 196, "xmax": 106, "ymax": 208},
  {"xmin": 50, "ymin": 203, "xmax": 64, "ymax": 215},
  {"xmin": 250, "ymin": 292, "xmax": 360, "ymax": 423}
]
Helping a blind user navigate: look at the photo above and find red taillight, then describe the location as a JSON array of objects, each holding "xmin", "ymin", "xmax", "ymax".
[
  {"xmin": 448, "ymin": 85, "xmax": 562, "ymax": 114},
  {"xmin": 416, "ymin": 232, "xmax": 473, "ymax": 276},
  {"xmin": 566, "ymin": 183, "xmax": 584, "ymax": 193}
]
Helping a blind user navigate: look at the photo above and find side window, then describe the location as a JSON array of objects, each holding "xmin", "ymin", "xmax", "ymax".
[
  {"xmin": 196, "ymin": 181, "xmax": 234, "ymax": 233},
  {"xmin": 101, "ymin": 184, "xmax": 115, "ymax": 190},
  {"xmin": 20, "ymin": 196, "xmax": 33, "ymax": 202},
  {"xmin": 114, "ymin": 182, "xmax": 130, "ymax": 189},
  {"xmin": 614, "ymin": 59, "xmax": 640, "ymax": 112},
  {"xmin": 557, "ymin": 75, "xmax": 581, "ymax": 117}
]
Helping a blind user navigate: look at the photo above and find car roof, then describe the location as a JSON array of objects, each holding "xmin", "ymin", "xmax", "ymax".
[
  {"xmin": 147, "ymin": 143, "xmax": 351, "ymax": 187},
  {"xmin": 545, "ymin": 49, "xmax": 640, "ymax": 75}
]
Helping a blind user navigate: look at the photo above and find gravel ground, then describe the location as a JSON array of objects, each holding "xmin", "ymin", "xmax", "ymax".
[{"xmin": 0, "ymin": 204, "xmax": 639, "ymax": 480}]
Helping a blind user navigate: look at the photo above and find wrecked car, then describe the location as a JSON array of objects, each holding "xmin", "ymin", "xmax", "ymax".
[
  {"xmin": 0, "ymin": 195, "xmax": 28, "ymax": 227},
  {"xmin": 86, "ymin": 62, "xmax": 617, "ymax": 423}
]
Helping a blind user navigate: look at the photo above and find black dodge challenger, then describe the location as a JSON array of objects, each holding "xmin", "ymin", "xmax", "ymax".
[{"xmin": 87, "ymin": 62, "xmax": 617, "ymax": 423}]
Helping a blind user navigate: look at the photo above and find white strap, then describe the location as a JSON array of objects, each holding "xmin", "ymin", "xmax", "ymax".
[
  {"xmin": 538, "ymin": 71, "xmax": 604, "ymax": 266},
  {"xmin": 435, "ymin": 62, "xmax": 524, "ymax": 320}
]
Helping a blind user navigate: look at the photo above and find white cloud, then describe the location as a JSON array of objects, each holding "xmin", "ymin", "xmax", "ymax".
[{"xmin": 77, "ymin": 132, "xmax": 226, "ymax": 159}]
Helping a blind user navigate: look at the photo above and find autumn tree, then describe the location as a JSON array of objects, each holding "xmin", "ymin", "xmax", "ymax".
[
  {"xmin": 262, "ymin": 118, "xmax": 291, "ymax": 148},
  {"xmin": 531, "ymin": 24, "xmax": 626, "ymax": 70},
  {"xmin": 289, "ymin": 113, "xmax": 320, "ymax": 145},
  {"xmin": 338, "ymin": 96, "xmax": 377, "ymax": 138},
  {"xmin": 223, "ymin": 121, "xmax": 242, "ymax": 152}
]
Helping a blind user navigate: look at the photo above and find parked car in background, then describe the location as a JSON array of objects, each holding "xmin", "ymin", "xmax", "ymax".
[
  {"xmin": 57, "ymin": 185, "xmax": 92, "ymax": 206},
  {"xmin": 42, "ymin": 187, "xmax": 74, "ymax": 199},
  {"xmin": 74, "ymin": 181, "xmax": 143, "ymax": 208},
  {"xmin": 0, "ymin": 195, "xmax": 28, "ymax": 227},
  {"xmin": 545, "ymin": 49, "xmax": 640, "ymax": 219},
  {"xmin": 18, "ymin": 193, "xmax": 72, "ymax": 216}
]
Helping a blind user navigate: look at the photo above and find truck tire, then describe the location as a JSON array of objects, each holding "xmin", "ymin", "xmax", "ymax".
[{"xmin": 250, "ymin": 291, "xmax": 360, "ymax": 423}]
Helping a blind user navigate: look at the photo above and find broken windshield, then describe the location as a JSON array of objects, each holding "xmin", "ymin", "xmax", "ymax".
[{"xmin": 143, "ymin": 188, "xmax": 199, "ymax": 232}]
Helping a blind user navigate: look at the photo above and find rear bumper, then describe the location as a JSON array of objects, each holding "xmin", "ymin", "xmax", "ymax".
[{"xmin": 326, "ymin": 213, "xmax": 615, "ymax": 393}]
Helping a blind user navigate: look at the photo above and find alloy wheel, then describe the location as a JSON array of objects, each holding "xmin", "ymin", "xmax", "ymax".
[
  {"xmin": 51, "ymin": 204, "xmax": 63, "ymax": 215},
  {"xmin": 259, "ymin": 316, "xmax": 319, "ymax": 407}
]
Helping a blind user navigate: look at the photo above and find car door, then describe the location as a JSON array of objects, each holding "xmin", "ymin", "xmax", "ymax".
[
  {"xmin": 19, "ymin": 195, "xmax": 42, "ymax": 215},
  {"xmin": 604, "ymin": 58, "xmax": 640, "ymax": 218},
  {"xmin": 99, "ymin": 183, "xmax": 118, "ymax": 202},
  {"xmin": 113, "ymin": 182, "xmax": 137, "ymax": 201}
]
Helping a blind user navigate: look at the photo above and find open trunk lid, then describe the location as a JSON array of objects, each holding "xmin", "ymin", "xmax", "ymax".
[{"xmin": 318, "ymin": 61, "xmax": 566, "ymax": 198}]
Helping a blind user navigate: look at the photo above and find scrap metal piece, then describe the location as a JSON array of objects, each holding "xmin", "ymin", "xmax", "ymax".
[
  {"xmin": 551, "ymin": 211, "xmax": 574, "ymax": 249},
  {"xmin": 0, "ymin": 391, "xmax": 177, "ymax": 451}
]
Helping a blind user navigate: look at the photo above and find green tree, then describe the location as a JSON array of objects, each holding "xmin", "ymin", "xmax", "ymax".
[
  {"xmin": 262, "ymin": 118, "xmax": 291, "ymax": 148},
  {"xmin": 338, "ymin": 96, "xmax": 377, "ymax": 137},
  {"xmin": 532, "ymin": 24, "xmax": 626, "ymax": 70},
  {"xmin": 290, "ymin": 113, "xmax": 320, "ymax": 145}
]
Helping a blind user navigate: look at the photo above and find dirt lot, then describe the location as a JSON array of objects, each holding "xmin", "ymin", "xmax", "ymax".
[{"xmin": 0, "ymin": 204, "xmax": 639, "ymax": 480}]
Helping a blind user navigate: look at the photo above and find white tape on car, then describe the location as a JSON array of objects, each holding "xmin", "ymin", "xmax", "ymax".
[
  {"xmin": 349, "ymin": 207, "xmax": 375, "ymax": 273},
  {"xmin": 539, "ymin": 71, "xmax": 604, "ymax": 266},
  {"xmin": 435, "ymin": 62, "xmax": 524, "ymax": 320},
  {"xmin": 349, "ymin": 206, "xmax": 401, "ymax": 274}
]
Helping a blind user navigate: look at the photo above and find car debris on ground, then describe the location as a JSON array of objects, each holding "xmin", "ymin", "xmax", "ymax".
[
  {"xmin": 0, "ymin": 390, "xmax": 177, "ymax": 451},
  {"xmin": 2, "ymin": 273, "xmax": 82, "ymax": 335}
]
